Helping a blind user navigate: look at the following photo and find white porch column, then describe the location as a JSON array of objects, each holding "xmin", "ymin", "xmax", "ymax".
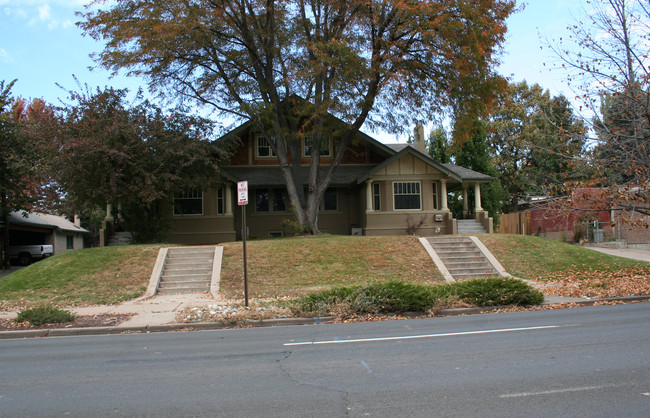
[
  {"xmin": 462, "ymin": 185, "xmax": 469, "ymax": 216},
  {"xmin": 365, "ymin": 180, "xmax": 374, "ymax": 212},
  {"xmin": 474, "ymin": 182, "xmax": 483, "ymax": 212},
  {"xmin": 225, "ymin": 183, "xmax": 233, "ymax": 215},
  {"xmin": 105, "ymin": 203, "xmax": 114, "ymax": 221},
  {"xmin": 440, "ymin": 179, "xmax": 448, "ymax": 211}
]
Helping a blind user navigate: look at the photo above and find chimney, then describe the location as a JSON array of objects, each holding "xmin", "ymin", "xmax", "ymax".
[
  {"xmin": 74, "ymin": 215, "xmax": 81, "ymax": 227},
  {"xmin": 414, "ymin": 125, "xmax": 426, "ymax": 154}
]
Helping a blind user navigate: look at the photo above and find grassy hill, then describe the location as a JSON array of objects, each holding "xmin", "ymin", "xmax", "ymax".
[{"xmin": 1, "ymin": 235, "xmax": 648, "ymax": 310}]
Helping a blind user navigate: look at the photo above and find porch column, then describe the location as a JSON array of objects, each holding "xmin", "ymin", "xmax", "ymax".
[
  {"xmin": 440, "ymin": 179, "xmax": 449, "ymax": 211},
  {"xmin": 105, "ymin": 203, "xmax": 114, "ymax": 221},
  {"xmin": 365, "ymin": 180, "xmax": 374, "ymax": 212},
  {"xmin": 117, "ymin": 202, "xmax": 124, "ymax": 221},
  {"xmin": 225, "ymin": 183, "xmax": 233, "ymax": 215},
  {"xmin": 474, "ymin": 182, "xmax": 483, "ymax": 212},
  {"xmin": 462, "ymin": 185, "xmax": 469, "ymax": 217}
]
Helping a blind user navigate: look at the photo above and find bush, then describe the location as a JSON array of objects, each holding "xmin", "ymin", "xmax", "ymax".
[
  {"xmin": 15, "ymin": 305, "xmax": 76, "ymax": 326},
  {"xmin": 454, "ymin": 277, "xmax": 544, "ymax": 307},
  {"xmin": 291, "ymin": 278, "xmax": 543, "ymax": 316}
]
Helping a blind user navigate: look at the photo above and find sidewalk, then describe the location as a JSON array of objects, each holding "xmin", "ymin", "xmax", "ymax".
[{"xmin": 585, "ymin": 246, "xmax": 650, "ymax": 263}]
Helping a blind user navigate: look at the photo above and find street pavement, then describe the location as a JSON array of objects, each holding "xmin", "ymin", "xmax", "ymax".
[{"xmin": 2, "ymin": 303, "xmax": 649, "ymax": 416}]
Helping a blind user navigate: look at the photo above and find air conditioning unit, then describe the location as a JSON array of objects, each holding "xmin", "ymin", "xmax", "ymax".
[{"xmin": 351, "ymin": 227, "xmax": 363, "ymax": 236}]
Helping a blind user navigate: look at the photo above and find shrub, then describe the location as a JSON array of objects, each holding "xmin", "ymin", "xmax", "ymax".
[
  {"xmin": 454, "ymin": 277, "xmax": 544, "ymax": 307},
  {"xmin": 15, "ymin": 305, "xmax": 76, "ymax": 327},
  {"xmin": 290, "ymin": 278, "xmax": 543, "ymax": 316}
]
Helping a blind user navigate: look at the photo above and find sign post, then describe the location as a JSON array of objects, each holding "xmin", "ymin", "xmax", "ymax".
[{"xmin": 237, "ymin": 181, "xmax": 249, "ymax": 307}]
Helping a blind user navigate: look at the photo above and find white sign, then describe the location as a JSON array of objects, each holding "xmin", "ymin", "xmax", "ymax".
[{"xmin": 237, "ymin": 181, "xmax": 248, "ymax": 206}]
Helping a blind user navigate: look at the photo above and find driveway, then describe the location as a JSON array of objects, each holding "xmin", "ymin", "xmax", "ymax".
[
  {"xmin": 586, "ymin": 246, "xmax": 650, "ymax": 263},
  {"xmin": 0, "ymin": 266, "xmax": 26, "ymax": 279}
]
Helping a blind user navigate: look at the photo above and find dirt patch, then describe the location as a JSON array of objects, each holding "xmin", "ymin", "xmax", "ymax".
[{"xmin": 0, "ymin": 313, "xmax": 134, "ymax": 331}]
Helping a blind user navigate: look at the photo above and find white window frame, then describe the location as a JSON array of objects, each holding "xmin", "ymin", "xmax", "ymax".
[
  {"xmin": 256, "ymin": 136, "xmax": 276, "ymax": 158},
  {"xmin": 304, "ymin": 135, "xmax": 331, "ymax": 157},
  {"xmin": 173, "ymin": 188, "xmax": 204, "ymax": 216},
  {"xmin": 393, "ymin": 181, "xmax": 422, "ymax": 211}
]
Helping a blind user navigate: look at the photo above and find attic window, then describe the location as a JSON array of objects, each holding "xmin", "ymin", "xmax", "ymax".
[
  {"xmin": 304, "ymin": 136, "xmax": 331, "ymax": 157},
  {"xmin": 256, "ymin": 136, "xmax": 276, "ymax": 157}
]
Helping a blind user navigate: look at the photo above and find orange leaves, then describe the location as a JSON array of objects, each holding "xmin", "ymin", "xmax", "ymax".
[{"xmin": 539, "ymin": 266, "xmax": 650, "ymax": 298}]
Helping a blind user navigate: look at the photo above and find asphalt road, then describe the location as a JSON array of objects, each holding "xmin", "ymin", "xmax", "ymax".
[{"xmin": 1, "ymin": 303, "xmax": 649, "ymax": 417}]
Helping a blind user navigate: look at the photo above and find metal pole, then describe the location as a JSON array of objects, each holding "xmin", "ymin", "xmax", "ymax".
[{"xmin": 242, "ymin": 205, "xmax": 248, "ymax": 307}]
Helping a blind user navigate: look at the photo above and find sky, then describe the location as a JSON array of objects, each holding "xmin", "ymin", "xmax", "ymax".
[{"xmin": 0, "ymin": 0, "xmax": 586, "ymax": 142}]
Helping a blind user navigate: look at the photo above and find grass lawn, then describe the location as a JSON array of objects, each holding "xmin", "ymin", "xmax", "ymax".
[
  {"xmin": 219, "ymin": 235, "xmax": 445, "ymax": 300},
  {"xmin": 1, "ymin": 234, "xmax": 648, "ymax": 310},
  {"xmin": 0, "ymin": 245, "xmax": 164, "ymax": 310}
]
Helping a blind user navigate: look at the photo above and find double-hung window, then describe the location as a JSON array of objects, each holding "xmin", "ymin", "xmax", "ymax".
[
  {"xmin": 174, "ymin": 188, "xmax": 203, "ymax": 215},
  {"xmin": 256, "ymin": 136, "xmax": 276, "ymax": 157},
  {"xmin": 373, "ymin": 183, "xmax": 381, "ymax": 211},
  {"xmin": 432, "ymin": 182, "xmax": 438, "ymax": 210},
  {"xmin": 304, "ymin": 136, "xmax": 331, "ymax": 157},
  {"xmin": 393, "ymin": 182, "xmax": 421, "ymax": 210}
]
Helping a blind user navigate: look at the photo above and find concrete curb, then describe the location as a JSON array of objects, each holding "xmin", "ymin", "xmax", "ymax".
[{"xmin": 2, "ymin": 296, "xmax": 649, "ymax": 340}]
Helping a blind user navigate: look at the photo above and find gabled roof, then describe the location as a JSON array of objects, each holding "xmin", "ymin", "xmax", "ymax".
[
  {"xmin": 357, "ymin": 145, "xmax": 493, "ymax": 184},
  {"xmin": 6, "ymin": 211, "xmax": 90, "ymax": 234},
  {"xmin": 215, "ymin": 108, "xmax": 396, "ymax": 159}
]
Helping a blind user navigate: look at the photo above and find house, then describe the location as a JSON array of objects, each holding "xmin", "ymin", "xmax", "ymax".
[
  {"xmin": 4, "ymin": 211, "xmax": 90, "ymax": 255},
  {"xmin": 158, "ymin": 118, "xmax": 495, "ymax": 244},
  {"xmin": 505, "ymin": 188, "xmax": 650, "ymax": 248}
]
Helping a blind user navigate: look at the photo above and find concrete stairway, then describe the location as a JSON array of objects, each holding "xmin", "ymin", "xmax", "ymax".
[
  {"xmin": 426, "ymin": 237, "xmax": 500, "ymax": 280},
  {"xmin": 457, "ymin": 219, "xmax": 486, "ymax": 234},
  {"xmin": 157, "ymin": 247, "xmax": 215, "ymax": 294}
]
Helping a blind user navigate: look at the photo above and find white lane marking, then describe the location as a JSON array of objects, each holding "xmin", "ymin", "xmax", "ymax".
[
  {"xmin": 284, "ymin": 325, "xmax": 572, "ymax": 346},
  {"xmin": 500, "ymin": 384, "xmax": 623, "ymax": 398}
]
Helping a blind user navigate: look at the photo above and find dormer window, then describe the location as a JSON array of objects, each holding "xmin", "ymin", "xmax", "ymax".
[
  {"xmin": 304, "ymin": 136, "xmax": 331, "ymax": 157},
  {"xmin": 256, "ymin": 136, "xmax": 276, "ymax": 158}
]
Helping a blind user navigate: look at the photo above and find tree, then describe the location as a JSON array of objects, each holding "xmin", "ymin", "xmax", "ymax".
[
  {"xmin": 549, "ymin": 0, "xmax": 649, "ymax": 216},
  {"xmin": 486, "ymin": 81, "xmax": 586, "ymax": 212},
  {"xmin": 79, "ymin": 0, "xmax": 516, "ymax": 233},
  {"xmin": 0, "ymin": 81, "xmax": 50, "ymax": 268},
  {"xmin": 427, "ymin": 125, "xmax": 451, "ymax": 164},
  {"xmin": 56, "ymin": 87, "xmax": 226, "ymax": 242},
  {"xmin": 453, "ymin": 121, "xmax": 507, "ymax": 218}
]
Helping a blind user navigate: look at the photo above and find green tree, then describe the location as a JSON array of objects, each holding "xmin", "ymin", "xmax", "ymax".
[
  {"xmin": 56, "ymin": 87, "xmax": 226, "ymax": 242},
  {"xmin": 79, "ymin": 0, "xmax": 516, "ymax": 233},
  {"xmin": 486, "ymin": 81, "xmax": 586, "ymax": 212},
  {"xmin": 453, "ymin": 121, "xmax": 507, "ymax": 219},
  {"xmin": 427, "ymin": 125, "xmax": 451, "ymax": 164}
]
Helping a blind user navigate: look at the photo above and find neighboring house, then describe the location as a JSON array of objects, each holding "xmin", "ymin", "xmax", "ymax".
[
  {"xmin": 503, "ymin": 188, "xmax": 650, "ymax": 247},
  {"xmin": 158, "ymin": 116, "xmax": 494, "ymax": 245},
  {"xmin": 6, "ymin": 211, "xmax": 90, "ymax": 255}
]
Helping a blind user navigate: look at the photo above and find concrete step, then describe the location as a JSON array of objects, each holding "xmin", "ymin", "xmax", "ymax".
[
  {"xmin": 157, "ymin": 286, "xmax": 211, "ymax": 295},
  {"xmin": 159, "ymin": 280, "xmax": 211, "ymax": 288},
  {"xmin": 160, "ymin": 273, "xmax": 211, "ymax": 281},
  {"xmin": 452, "ymin": 272, "xmax": 501, "ymax": 280},
  {"xmin": 164, "ymin": 265, "xmax": 212, "ymax": 272}
]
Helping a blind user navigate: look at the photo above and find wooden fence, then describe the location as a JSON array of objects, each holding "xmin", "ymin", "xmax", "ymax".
[{"xmin": 498, "ymin": 211, "xmax": 530, "ymax": 235}]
